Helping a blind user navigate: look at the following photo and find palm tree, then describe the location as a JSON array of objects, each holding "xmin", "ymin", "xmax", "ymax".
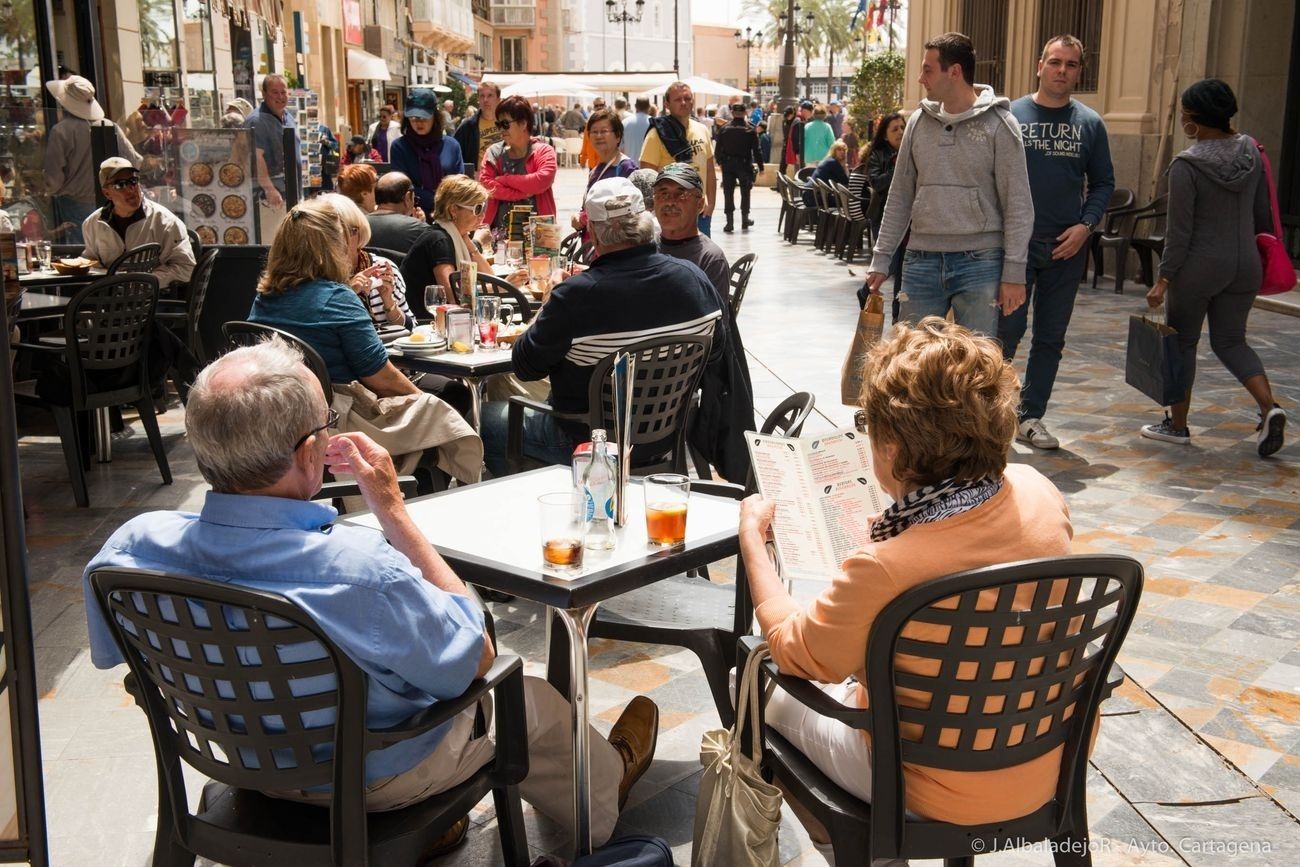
[
  {"xmin": 816, "ymin": 0, "xmax": 858, "ymax": 101},
  {"xmin": 741, "ymin": 0, "xmax": 794, "ymax": 52}
]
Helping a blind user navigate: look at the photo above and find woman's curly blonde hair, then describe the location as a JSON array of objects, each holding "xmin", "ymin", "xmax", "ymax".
[
  {"xmin": 859, "ymin": 316, "xmax": 1019, "ymax": 486},
  {"xmin": 256, "ymin": 198, "xmax": 352, "ymax": 294}
]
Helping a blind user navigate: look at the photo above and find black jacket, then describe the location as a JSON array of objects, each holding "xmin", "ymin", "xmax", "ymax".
[
  {"xmin": 452, "ymin": 111, "xmax": 483, "ymax": 175},
  {"xmin": 715, "ymin": 119, "xmax": 764, "ymax": 177}
]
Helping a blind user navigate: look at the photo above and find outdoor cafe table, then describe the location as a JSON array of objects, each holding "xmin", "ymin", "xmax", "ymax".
[
  {"xmin": 342, "ymin": 465, "xmax": 741, "ymax": 855},
  {"xmin": 388, "ymin": 344, "xmax": 514, "ymax": 429},
  {"xmin": 19, "ymin": 268, "xmax": 106, "ymax": 293}
]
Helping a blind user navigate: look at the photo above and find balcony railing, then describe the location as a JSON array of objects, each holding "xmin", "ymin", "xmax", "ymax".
[
  {"xmin": 491, "ymin": 0, "xmax": 536, "ymax": 27},
  {"xmin": 412, "ymin": 0, "xmax": 474, "ymax": 40}
]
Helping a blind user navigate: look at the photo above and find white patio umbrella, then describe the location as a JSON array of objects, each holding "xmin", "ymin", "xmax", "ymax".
[
  {"xmin": 639, "ymin": 76, "xmax": 751, "ymax": 99},
  {"xmin": 501, "ymin": 75, "xmax": 596, "ymax": 99}
]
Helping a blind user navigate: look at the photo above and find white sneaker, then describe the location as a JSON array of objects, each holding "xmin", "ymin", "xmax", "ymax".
[
  {"xmin": 1258, "ymin": 406, "xmax": 1286, "ymax": 457},
  {"xmin": 1016, "ymin": 418, "xmax": 1059, "ymax": 450}
]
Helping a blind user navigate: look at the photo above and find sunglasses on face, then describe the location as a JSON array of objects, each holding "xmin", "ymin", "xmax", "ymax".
[
  {"xmin": 456, "ymin": 201, "xmax": 487, "ymax": 216},
  {"xmin": 495, "ymin": 118, "xmax": 522, "ymax": 131},
  {"xmin": 109, "ymin": 177, "xmax": 140, "ymax": 190}
]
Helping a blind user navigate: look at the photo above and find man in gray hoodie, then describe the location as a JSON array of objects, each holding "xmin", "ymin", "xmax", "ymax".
[{"xmin": 865, "ymin": 32, "xmax": 1032, "ymax": 336}]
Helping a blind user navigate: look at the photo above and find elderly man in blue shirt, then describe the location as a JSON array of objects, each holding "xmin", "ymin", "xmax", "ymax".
[{"xmin": 82, "ymin": 338, "xmax": 659, "ymax": 855}]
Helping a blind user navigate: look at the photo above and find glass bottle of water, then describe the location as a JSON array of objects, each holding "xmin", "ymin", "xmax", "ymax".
[{"xmin": 582, "ymin": 429, "xmax": 616, "ymax": 550}]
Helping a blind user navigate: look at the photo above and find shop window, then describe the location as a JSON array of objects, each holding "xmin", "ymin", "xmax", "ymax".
[
  {"xmin": 960, "ymin": 0, "xmax": 1008, "ymax": 95},
  {"xmin": 1036, "ymin": 0, "xmax": 1102, "ymax": 92},
  {"xmin": 0, "ymin": 0, "xmax": 49, "ymax": 229},
  {"xmin": 140, "ymin": 0, "xmax": 180, "ymax": 72},
  {"xmin": 501, "ymin": 37, "xmax": 525, "ymax": 72}
]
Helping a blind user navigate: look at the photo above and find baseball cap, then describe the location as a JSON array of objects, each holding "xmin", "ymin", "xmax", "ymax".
[
  {"xmin": 98, "ymin": 157, "xmax": 137, "ymax": 187},
  {"xmin": 829, "ymin": 97, "xmax": 841, "ymax": 106},
  {"xmin": 586, "ymin": 177, "xmax": 645, "ymax": 222},
  {"xmin": 404, "ymin": 88, "xmax": 439, "ymax": 119},
  {"xmin": 653, "ymin": 162, "xmax": 703, "ymax": 192},
  {"xmin": 799, "ymin": 100, "xmax": 814, "ymax": 110},
  {"xmin": 730, "ymin": 102, "xmax": 746, "ymax": 113}
]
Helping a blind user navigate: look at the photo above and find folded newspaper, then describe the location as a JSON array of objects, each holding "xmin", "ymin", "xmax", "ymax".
[{"xmin": 746, "ymin": 426, "xmax": 891, "ymax": 583}]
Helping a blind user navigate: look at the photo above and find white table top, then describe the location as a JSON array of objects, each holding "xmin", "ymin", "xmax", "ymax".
[{"xmin": 346, "ymin": 466, "xmax": 741, "ymax": 583}]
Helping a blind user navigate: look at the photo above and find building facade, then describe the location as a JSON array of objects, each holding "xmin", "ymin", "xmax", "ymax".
[{"xmin": 565, "ymin": 0, "xmax": 691, "ymax": 76}]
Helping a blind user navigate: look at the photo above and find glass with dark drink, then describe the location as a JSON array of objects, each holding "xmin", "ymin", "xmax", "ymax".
[
  {"xmin": 538, "ymin": 492, "xmax": 585, "ymax": 572},
  {"xmin": 644, "ymin": 474, "xmax": 690, "ymax": 547}
]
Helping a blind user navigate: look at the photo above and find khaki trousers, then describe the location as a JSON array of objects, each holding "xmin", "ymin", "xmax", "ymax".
[
  {"xmin": 271, "ymin": 676, "xmax": 625, "ymax": 846},
  {"xmin": 258, "ymin": 199, "xmax": 286, "ymax": 244}
]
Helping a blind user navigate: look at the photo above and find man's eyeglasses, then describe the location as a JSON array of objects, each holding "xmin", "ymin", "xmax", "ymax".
[
  {"xmin": 109, "ymin": 177, "xmax": 140, "ymax": 190},
  {"xmin": 456, "ymin": 201, "xmax": 487, "ymax": 216},
  {"xmin": 292, "ymin": 408, "xmax": 339, "ymax": 452}
]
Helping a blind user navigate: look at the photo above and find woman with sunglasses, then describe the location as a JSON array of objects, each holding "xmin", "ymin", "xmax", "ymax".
[
  {"xmin": 479, "ymin": 95, "xmax": 557, "ymax": 231},
  {"xmin": 427, "ymin": 174, "xmax": 528, "ymax": 303},
  {"xmin": 389, "ymin": 88, "xmax": 465, "ymax": 215}
]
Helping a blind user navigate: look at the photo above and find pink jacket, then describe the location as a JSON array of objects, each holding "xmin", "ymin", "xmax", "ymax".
[{"xmin": 479, "ymin": 138, "xmax": 557, "ymax": 227}]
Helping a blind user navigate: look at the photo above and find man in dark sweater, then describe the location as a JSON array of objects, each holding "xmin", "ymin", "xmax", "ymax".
[
  {"xmin": 367, "ymin": 172, "xmax": 434, "ymax": 251},
  {"xmin": 997, "ymin": 34, "xmax": 1114, "ymax": 450},
  {"xmin": 480, "ymin": 177, "xmax": 724, "ymax": 477}
]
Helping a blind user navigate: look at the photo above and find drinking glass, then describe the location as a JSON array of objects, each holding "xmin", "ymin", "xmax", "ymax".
[
  {"xmin": 35, "ymin": 241, "xmax": 51, "ymax": 272},
  {"xmin": 506, "ymin": 240, "xmax": 525, "ymax": 268},
  {"xmin": 538, "ymin": 492, "xmax": 585, "ymax": 572},
  {"xmin": 476, "ymin": 295, "xmax": 500, "ymax": 348},
  {"xmin": 424, "ymin": 284, "xmax": 442, "ymax": 321},
  {"xmin": 644, "ymin": 474, "xmax": 690, "ymax": 547}
]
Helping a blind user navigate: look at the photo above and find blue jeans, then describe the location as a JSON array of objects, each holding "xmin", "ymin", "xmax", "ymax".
[
  {"xmin": 481, "ymin": 400, "xmax": 578, "ymax": 478},
  {"xmin": 997, "ymin": 238, "xmax": 1088, "ymax": 420},
  {"xmin": 54, "ymin": 196, "xmax": 97, "ymax": 244},
  {"xmin": 697, "ymin": 214, "xmax": 712, "ymax": 237},
  {"xmin": 899, "ymin": 249, "xmax": 1003, "ymax": 337}
]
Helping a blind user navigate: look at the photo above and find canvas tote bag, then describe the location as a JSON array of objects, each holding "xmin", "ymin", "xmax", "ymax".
[
  {"xmin": 691, "ymin": 642, "xmax": 782, "ymax": 867},
  {"xmin": 840, "ymin": 292, "xmax": 886, "ymax": 405}
]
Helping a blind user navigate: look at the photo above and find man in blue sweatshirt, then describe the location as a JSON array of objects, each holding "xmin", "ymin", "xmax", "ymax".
[{"xmin": 998, "ymin": 35, "xmax": 1114, "ymax": 450}]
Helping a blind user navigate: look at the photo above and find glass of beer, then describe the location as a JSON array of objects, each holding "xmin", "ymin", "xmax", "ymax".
[
  {"xmin": 644, "ymin": 474, "xmax": 690, "ymax": 547},
  {"xmin": 538, "ymin": 492, "xmax": 585, "ymax": 572}
]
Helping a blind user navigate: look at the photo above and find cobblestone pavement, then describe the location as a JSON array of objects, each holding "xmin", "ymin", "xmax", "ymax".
[{"xmin": 17, "ymin": 167, "xmax": 1299, "ymax": 864}]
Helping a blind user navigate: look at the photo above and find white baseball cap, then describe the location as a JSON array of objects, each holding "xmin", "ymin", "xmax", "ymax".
[{"xmin": 585, "ymin": 177, "xmax": 645, "ymax": 222}]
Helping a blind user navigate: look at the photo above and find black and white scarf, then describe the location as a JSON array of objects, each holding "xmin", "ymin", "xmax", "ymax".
[{"xmin": 869, "ymin": 476, "xmax": 1003, "ymax": 542}]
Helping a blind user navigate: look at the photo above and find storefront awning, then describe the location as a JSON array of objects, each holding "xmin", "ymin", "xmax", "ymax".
[
  {"xmin": 347, "ymin": 48, "xmax": 391, "ymax": 82},
  {"xmin": 448, "ymin": 71, "xmax": 477, "ymax": 90}
]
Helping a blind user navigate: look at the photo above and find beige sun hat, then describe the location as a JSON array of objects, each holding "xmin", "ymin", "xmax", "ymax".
[{"xmin": 46, "ymin": 76, "xmax": 105, "ymax": 122}]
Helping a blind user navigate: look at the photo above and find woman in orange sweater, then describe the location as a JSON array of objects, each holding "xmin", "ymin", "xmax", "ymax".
[{"xmin": 739, "ymin": 317, "xmax": 1076, "ymax": 840}]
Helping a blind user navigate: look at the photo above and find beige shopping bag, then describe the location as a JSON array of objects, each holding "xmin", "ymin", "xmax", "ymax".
[{"xmin": 840, "ymin": 292, "xmax": 886, "ymax": 406}]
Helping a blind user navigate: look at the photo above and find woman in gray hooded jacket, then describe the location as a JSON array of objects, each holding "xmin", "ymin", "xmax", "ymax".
[{"xmin": 1143, "ymin": 78, "xmax": 1285, "ymax": 457}]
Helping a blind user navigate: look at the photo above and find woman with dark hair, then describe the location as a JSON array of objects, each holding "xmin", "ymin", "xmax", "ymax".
[
  {"xmin": 479, "ymin": 95, "xmax": 558, "ymax": 230},
  {"xmin": 389, "ymin": 88, "xmax": 465, "ymax": 214},
  {"xmin": 571, "ymin": 108, "xmax": 640, "ymax": 231},
  {"xmin": 1142, "ymin": 78, "xmax": 1285, "ymax": 457},
  {"xmin": 852, "ymin": 112, "xmax": 905, "ymax": 312}
]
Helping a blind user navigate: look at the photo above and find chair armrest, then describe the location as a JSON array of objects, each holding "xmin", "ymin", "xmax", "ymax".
[
  {"xmin": 368, "ymin": 654, "xmax": 524, "ymax": 748},
  {"xmin": 315, "ymin": 475, "xmax": 418, "ymax": 502},
  {"xmin": 737, "ymin": 635, "xmax": 871, "ymax": 730},
  {"xmin": 12, "ymin": 341, "xmax": 65, "ymax": 356},
  {"xmin": 506, "ymin": 394, "xmax": 554, "ymax": 415},
  {"xmin": 690, "ymin": 480, "xmax": 746, "ymax": 501},
  {"xmin": 1100, "ymin": 660, "xmax": 1126, "ymax": 702}
]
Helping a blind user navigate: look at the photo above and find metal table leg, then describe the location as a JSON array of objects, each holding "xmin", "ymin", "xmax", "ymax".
[
  {"xmin": 556, "ymin": 603, "xmax": 598, "ymax": 856},
  {"xmin": 94, "ymin": 408, "xmax": 111, "ymax": 463}
]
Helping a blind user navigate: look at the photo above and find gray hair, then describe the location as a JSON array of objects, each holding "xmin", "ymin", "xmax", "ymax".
[
  {"xmin": 186, "ymin": 338, "xmax": 322, "ymax": 493},
  {"xmin": 591, "ymin": 211, "xmax": 656, "ymax": 248},
  {"xmin": 628, "ymin": 169, "xmax": 658, "ymax": 210}
]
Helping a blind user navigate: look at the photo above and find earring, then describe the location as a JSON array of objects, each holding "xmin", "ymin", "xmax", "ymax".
[{"xmin": 1182, "ymin": 122, "xmax": 1198, "ymax": 138}]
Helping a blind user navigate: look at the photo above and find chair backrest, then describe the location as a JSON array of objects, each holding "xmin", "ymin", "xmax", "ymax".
[
  {"xmin": 863, "ymin": 555, "xmax": 1143, "ymax": 852},
  {"xmin": 559, "ymin": 231, "xmax": 582, "ymax": 262},
  {"xmin": 187, "ymin": 228, "xmax": 202, "ymax": 259},
  {"xmin": 223, "ymin": 320, "xmax": 334, "ymax": 404},
  {"xmin": 727, "ymin": 253, "xmax": 757, "ymax": 318},
  {"xmin": 586, "ymin": 334, "xmax": 713, "ymax": 473},
  {"xmin": 198, "ymin": 245, "xmax": 269, "ymax": 363},
  {"xmin": 185, "ymin": 249, "xmax": 219, "ymax": 365},
  {"xmin": 61, "ymin": 273, "xmax": 161, "ymax": 406},
  {"xmin": 364, "ymin": 246, "xmax": 407, "ymax": 268},
  {"xmin": 795, "ymin": 166, "xmax": 815, "ymax": 182},
  {"xmin": 109, "ymin": 242, "xmax": 163, "ymax": 275},
  {"xmin": 473, "ymin": 272, "xmax": 535, "ymax": 320},
  {"xmin": 89, "ymin": 567, "xmax": 374, "ymax": 861},
  {"xmin": 833, "ymin": 182, "xmax": 853, "ymax": 214},
  {"xmin": 1131, "ymin": 194, "xmax": 1169, "ymax": 237},
  {"xmin": 1104, "ymin": 188, "xmax": 1136, "ymax": 224}
]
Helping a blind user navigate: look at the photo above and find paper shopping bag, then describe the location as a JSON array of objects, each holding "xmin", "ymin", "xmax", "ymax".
[
  {"xmin": 1125, "ymin": 314, "xmax": 1187, "ymax": 407},
  {"xmin": 841, "ymin": 293, "xmax": 886, "ymax": 406}
]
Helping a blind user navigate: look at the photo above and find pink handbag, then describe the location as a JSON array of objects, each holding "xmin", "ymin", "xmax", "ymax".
[{"xmin": 1253, "ymin": 140, "xmax": 1297, "ymax": 296}]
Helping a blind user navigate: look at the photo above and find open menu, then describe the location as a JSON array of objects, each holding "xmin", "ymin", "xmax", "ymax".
[{"xmin": 746, "ymin": 427, "xmax": 891, "ymax": 583}]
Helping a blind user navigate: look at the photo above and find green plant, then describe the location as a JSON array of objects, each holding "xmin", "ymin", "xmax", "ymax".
[
  {"xmin": 848, "ymin": 50, "xmax": 904, "ymax": 135},
  {"xmin": 446, "ymin": 79, "xmax": 471, "ymax": 118}
]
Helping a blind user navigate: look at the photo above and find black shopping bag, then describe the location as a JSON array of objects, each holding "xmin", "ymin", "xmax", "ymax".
[{"xmin": 1125, "ymin": 314, "xmax": 1187, "ymax": 407}]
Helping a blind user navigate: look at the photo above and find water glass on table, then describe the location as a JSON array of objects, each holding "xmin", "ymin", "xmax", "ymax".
[
  {"xmin": 644, "ymin": 474, "xmax": 690, "ymax": 547},
  {"xmin": 538, "ymin": 491, "xmax": 585, "ymax": 572},
  {"xmin": 506, "ymin": 241, "xmax": 525, "ymax": 269},
  {"xmin": 35, "ymin": 241, "xmax": 52, "ymax": 272},
  {"xmin": 476, "ymin": 295, "xmax": 501, "ymax": 348}
]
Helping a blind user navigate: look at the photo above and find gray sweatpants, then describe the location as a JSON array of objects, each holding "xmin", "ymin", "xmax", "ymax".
[{"xmin": 1165, "ymin": 279, "xmax": 1265, "ymax": 400}]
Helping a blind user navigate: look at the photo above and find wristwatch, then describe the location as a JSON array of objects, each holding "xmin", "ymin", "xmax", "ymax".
[{"xmin": 1081, "ymin": 219, "xmax": 1097, "ymax": 232}]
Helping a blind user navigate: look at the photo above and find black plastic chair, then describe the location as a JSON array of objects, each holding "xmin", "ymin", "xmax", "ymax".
[
  {"xmin": 364, "ymin": 246, "xmax": 407, "ymax": 268},
  {"xmin": 468, "ymin": 271, "xmax": 536, "ymax": 321},
  {"xmin": 154, "ymin": 247, "xmax": 218, "ymax": 398},
  {"xmin": 223, "ymin": 320, "xmax": 334, "ymax": 405},
  {"xmin": 559, "ymin": 230, "xmax": 596, "ymax": 266},
  {"xmin": 13, "ymin": 274, "xmax": 170, "ymax": 507},
  {"xmin": 89, "ymin": 567, "xmax": 530, "ymax": 867},
  {"xmin": 727, "ymin": 253, "xmax": 757, "ymax": 318},
  {"xmin": 588, "ymin": 392, "xmax": 815, "ymax": 727},
  {"xmin": 506, "ymin": 334, "xmax": 713, "ymax": 476},
  {"xmin": 196, "ymin": 245, "xmax": 270, "ymax": 364},
  {"xmin": 1091, "ymin": 195, "xmax": 1165, "ymax": 295},
  {"xmin": 1086, "ymin": 188, "xmax": 1135, "ymax": 282},
  {"xmin": 187, "ymin": 228, "xmax": 202, "ymax": 261},
  {"xmin": 108, "ymin": 242, "xmax": 163, "ymax": 275},
  {"xmin": 745, "ymin": 554, "xmax": 1143, "ymax": 866}
]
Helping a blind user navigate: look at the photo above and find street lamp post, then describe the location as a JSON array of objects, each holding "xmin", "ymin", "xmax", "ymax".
[
  {"xmin": 605, "ymin": 0, "xmax": 645, "ymax": 72},
  {"xmin": 734, "ymin": 26, "xmax": 758, "ymax": 96},
  {"xmin": 778, "ymin": 0, "xmax": 797, "ymax": 112},
  {"xmin": 800, "ymin": 8, "xmax": 814, "ymax": 100}
]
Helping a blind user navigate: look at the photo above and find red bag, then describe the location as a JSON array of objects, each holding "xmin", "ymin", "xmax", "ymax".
[{"xmin": 1253, "ymin": 140, "xmax": 1297, "ymax": 296}]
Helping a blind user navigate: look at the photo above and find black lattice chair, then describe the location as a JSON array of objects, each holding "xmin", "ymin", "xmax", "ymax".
[
  {"xmin": 1085, "ymin": 188, "xmax": 1135, "ymax": 283},
  {"xmin": 505, "ymin": 334, "xmax": 713, "ymax": 476},
  {"xmin": 109, "ymin": 242, "xmax": 163, "ymax": 275},
  {"xmin": 89, "ymin": 567, "xmax": 530, "ymax": 867},
  {"xmin": 587, "ymin": 392, "xmax": 816, "ymax": 727},
  {"xmin": 1091, "ymin": 195, "xmax": 1165, "ymax": 295},
  {"xmin": 727, "ymin": 253, "xmax": 757, "ymax": 319},
  {"xmin": 465, "ymin": 272, "xmax": 536, "ymax": 321},
  {"xmin": 743, "ymin": 554, "xmax": 1143, "ymax": 866},
  {"xmin": 363, "ymin": 246, "xmax": 408, "ymax": 268},
  {"xmin": 223, "ymin": 320, "xmax": 334, "ymax": 405},
  {"xmin": 13, "ymin": 274, "xmax": 170, "ymax": 507},
  {"xmin": 559, "ymin": 230, "xmax": 596, "ymax": 266}
]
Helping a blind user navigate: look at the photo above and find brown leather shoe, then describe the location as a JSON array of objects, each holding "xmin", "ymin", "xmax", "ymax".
[
  {"xmin": 420, "ymin": 814, "xmax": 469, "ymax": 863},
  {"xmin": 608, "ymin": 696, "xmax": 659, "ymax": 810}
]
